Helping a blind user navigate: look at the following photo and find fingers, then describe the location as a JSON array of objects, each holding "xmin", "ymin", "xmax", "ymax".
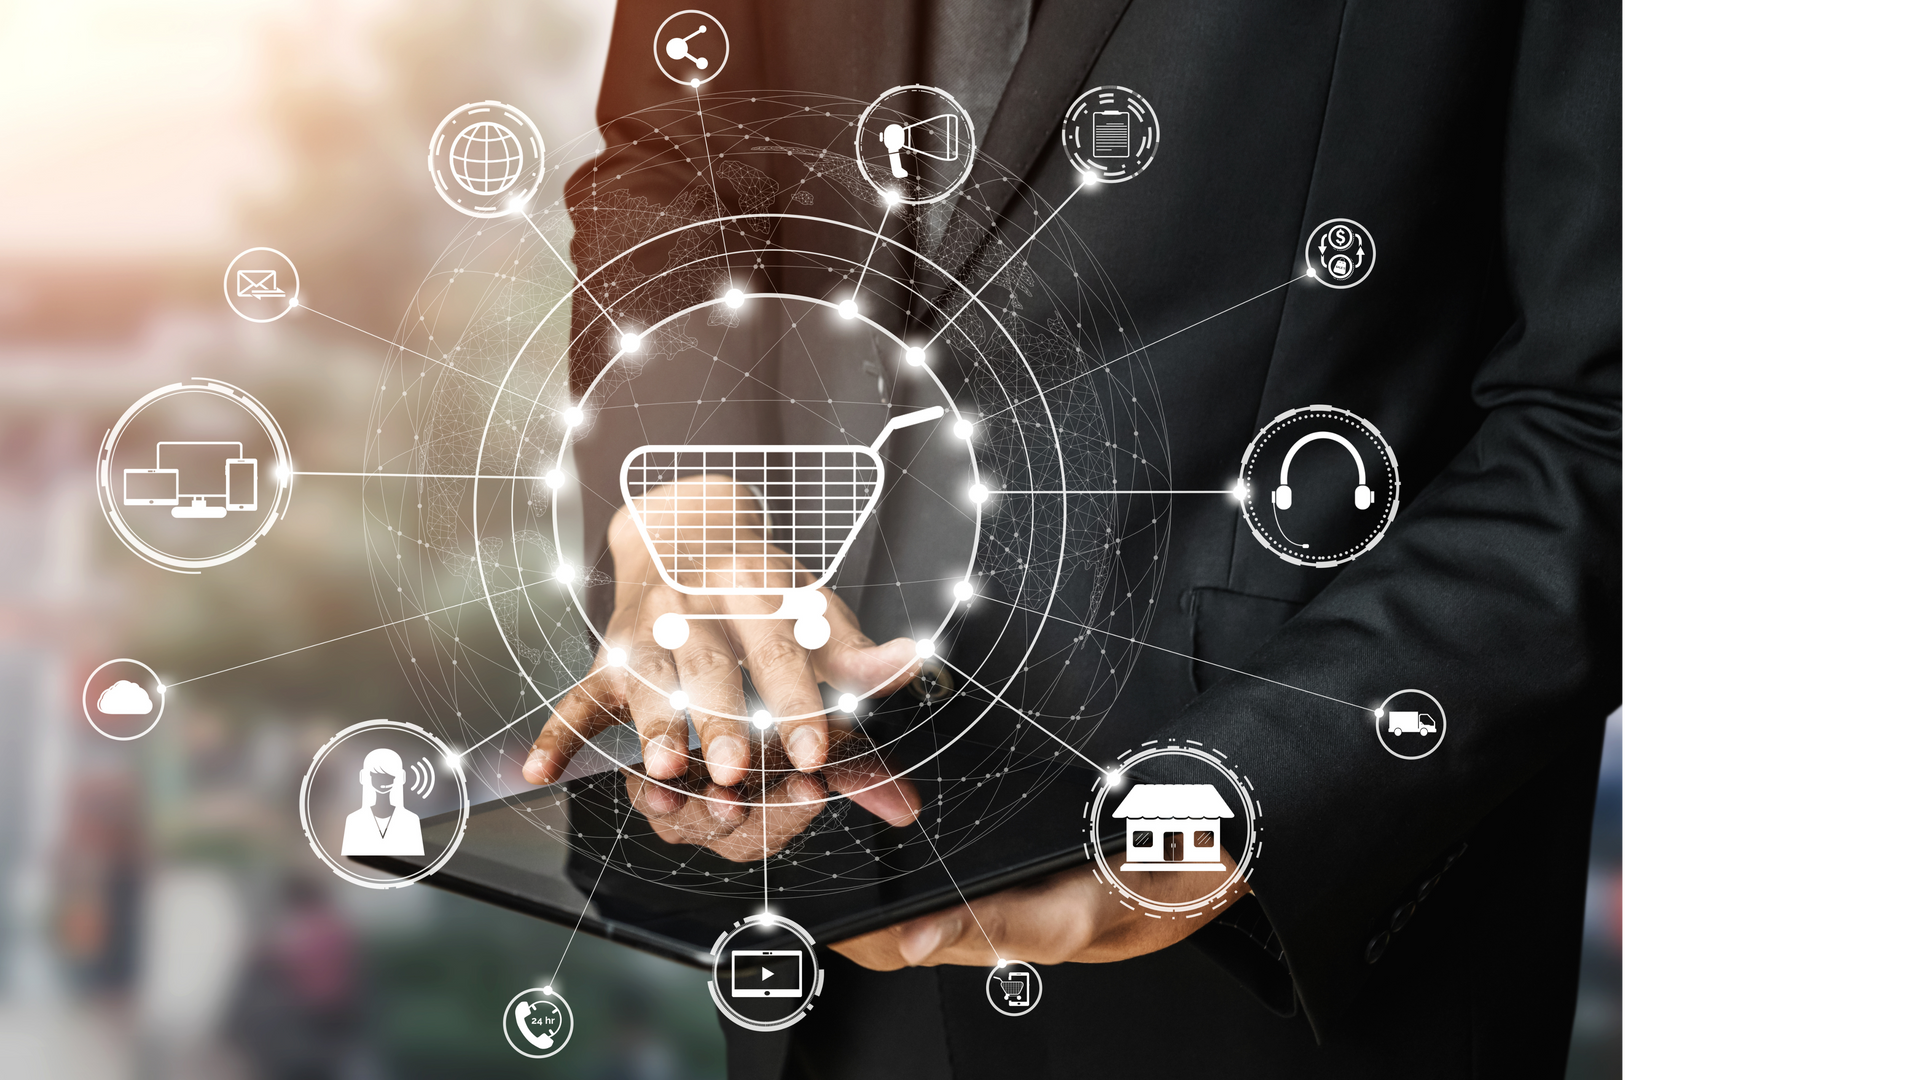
[
  {"xmin": 724, "ymin": 599, "xmax": 829, "ymax": 772},
  {"xmin": 522, "ymin": 654, "xmax": 632, "ymax": 785},
  {"xmin": 670, "ymin": 617, "xmax": 752, "ymax": 786},
  {"xmin": 894, "ymin": 872, "xmax": 1108, "ymax": 967},
  {"xmin": 819, "ymin": 732, "xmax": 921, "ymax": 827},
  {"xmin": 624, "ymin": 768, "xmax": 828, "ymax": 863},
  {"xmin": 810, "ymin": 590, "xmax": 920, "ymax": 697}
]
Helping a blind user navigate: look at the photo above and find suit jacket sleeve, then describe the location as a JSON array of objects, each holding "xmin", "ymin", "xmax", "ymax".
[{"xmin": 1155, "ymin": 0, "xmax": 1621, "ymax": 1034}]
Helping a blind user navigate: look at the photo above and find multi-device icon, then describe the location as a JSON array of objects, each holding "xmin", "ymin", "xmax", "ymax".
[{"xmin": 122, "ymin": 441, "xmax": 257, "ymax": 519}]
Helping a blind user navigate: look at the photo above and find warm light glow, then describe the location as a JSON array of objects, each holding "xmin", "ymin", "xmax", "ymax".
[
  {"xmin": 553, "ymin": 563, "xmax": 574, "ymax": 584},
  {"xmin": 915, "ymin": 639, "xmax": 936, "ymax": 659},
  {"xmin": 563, "ymin": 406, "xmax": 584, "ymax": 427},
  {"xmin": 607, "ymin": 647, "xmax": 627, "ymax": 666},
  {"xmin": 952, "ymin": 418, "xmax": 973, "ymax": 440},
  {"xmin": 968, "ymin": 482, "xmax": 990, "ymax": 504},
  {"xmin": 952, "ymin": 579, "xmax": 974, "ymax": 601},
  {"xmin": 670, "ymin": 690, "xmax": 691, "ymax": 711},
  {"xmin": 904, "ymin": 345, "xmax": 926, "ymax": 367},
  {"xmin": 620, "ymin": 332, "xmax": 642, "ymax": 353},
  {"xmin": 545, "ymin": 469, "xmax": 565, "ymax": 489},
  {"xmin": 838, "ymin": 299, "xmax": 859, "ymax": 319},
  {"xmin": 752, "ymin": 710, "xmax": 772, "ymax": 730},
  {"xmin": 724, "ymin": 288, "xmax": 744, "ymax": 308},
  {"xmin": 838, "ymin": 693, "xmax": 857, "ymax": 713}
]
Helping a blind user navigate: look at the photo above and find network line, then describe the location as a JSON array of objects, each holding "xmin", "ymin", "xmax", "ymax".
[
  {"xmin": 924, "ymin": 183, "xmax": 1084, "ymax": 349},
  {"xmin": 302, "ymin": 304, "xmax": 562, "ymax": 418}
]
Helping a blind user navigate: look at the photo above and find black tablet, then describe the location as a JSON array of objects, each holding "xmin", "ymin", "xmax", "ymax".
[{"xmin": 353, "ymin": 720, "xmax": 1125, "ymax": 970}]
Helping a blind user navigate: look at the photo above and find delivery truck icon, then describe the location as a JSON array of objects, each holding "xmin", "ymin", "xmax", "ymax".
[{"xmin": 1387, "ymin": 711, "xmax": 1438, "ymax": 737}]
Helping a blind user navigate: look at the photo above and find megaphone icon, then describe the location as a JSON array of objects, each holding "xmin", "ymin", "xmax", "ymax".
[{"xmin": 880, "ymin": 114, "xmax": 960, "ymax": 179}]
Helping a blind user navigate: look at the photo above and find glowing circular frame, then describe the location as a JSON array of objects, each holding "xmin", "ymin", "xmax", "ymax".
[
  {"xmin": 707, "ymin": 913, "xmax": 823, "ymax": 1031},
  {"xmin": 95, "ymin": 377, "xmax": 294, "ymax": 573},
  {"xmin": 652, "ymin": 9, "xmax": 730, "ymax": 87},
  {"xmin": 855, "ymin": 85, "xmax": 978, "ymax": 205},
  {"xmin": 81, "ymin": 658, "xmax": 165, "ymax": 742},
  {"xmin": 1374, "ymin": 687, "xmax": 1448, "ymax": 761},
  {"xmin": 985, "ymin": 960, "xmax": 1044, "ymax": 1016},
  {"xmin": 1061, "ymin": 85, "xmax": 1161, "ymax": 184},
  {"xmin": 1238, "ymin": 404, "xmax": 1400, "ymax": 568},
  {"xmin": 427, "ymin": 100, "xmax": 547, "ymax": 218},
  {"xmin": 1086, "ymin": 742, "xmax": 1261, "ymax": 915},
  {"xmin": 297, "ymin": 718, "xmax": 470, "ymax": 890},
  {"xmin": 223, "ymin": 246, "xmax": 300, "ymax": 323},
  {"xmin": 501, "ymin": 985, "xmax": 574, "ymax": 1059}
]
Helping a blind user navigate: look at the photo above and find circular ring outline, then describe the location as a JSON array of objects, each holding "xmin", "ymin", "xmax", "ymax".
[
  {"xmin": 297, "ymin": 718, "xmax": 470, "ymax": 890},
  {"xmin": 469, "ymin": 209, "xmax": 1072, "ymax": 812},
  {"xmin": 652, "ymin": 9, "xmax": 730, "ymax": 87},
  {"xmin": 1305, "ymin": 217, "xmax": 1377, "ymax": 290},
  {"xmin": 501, "ymin": 986, "xmax": 574, "ymax": 1059},
  {"xmin": 95, "ymin": 377, "xmax": 295, "ymax": 573},
  {"xmin": 1238, "ymin": 404, "xmax": 1400, "ymax": 568},
  {"xmin": 1060, "ymin": 85, "xmax": 1161, "ymax": 185},
  {"xmin": 1374, "ymin": 687, "xmax": 1448, "ymax": 761},
  {"xmin": 985, "ymin": 960, "xmax": 1044, "ymax": 1016},
  {"xmin": 427, "ymin": 100, "xmax": 547, "ymax": 219},
  {"xmin": 707, "ymin": 914, "xmax": 822, "ymax": 1031},
  {"xmin": 222, "ymin": 247, "xmax": 299, "ymax": 323},
  {"xmin": 82, "ymin": 658, "xmax": 165, "ymax": 742},
  {"xmin": 556, "ymin": 291, "xmax": 982, "ymax": 726},
  {"xmin": 854, "ymin": 85, "xmax": 978, "ymax": 205},
  {"xmin": 1088, "ymin": 743, "xmax": 1260, "ymax": 915}
]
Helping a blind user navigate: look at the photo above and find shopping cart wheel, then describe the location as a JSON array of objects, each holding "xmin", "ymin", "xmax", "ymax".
[
  {"xmin": 793, "ymin": 614, "xmax": 831, "ymax": 650},
  {"xmin": 653, "ymin": 612, "xmax": 690, "ymax": 650}
]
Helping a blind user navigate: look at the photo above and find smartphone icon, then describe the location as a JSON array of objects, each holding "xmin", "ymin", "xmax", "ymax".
[{"xmin": 226, "ymin": 458, "xmax": 258, "ymax": 512}]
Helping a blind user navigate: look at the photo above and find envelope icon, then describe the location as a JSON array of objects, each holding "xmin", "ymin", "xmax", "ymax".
[{"xmin": 235, "ymin": 269, "xmax": 284, "ymax": 298}]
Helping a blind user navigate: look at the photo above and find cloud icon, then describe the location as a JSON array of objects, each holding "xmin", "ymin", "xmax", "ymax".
[{"xmin": 97, "ymin": 680, "xmax": 154, "ymax": 715}]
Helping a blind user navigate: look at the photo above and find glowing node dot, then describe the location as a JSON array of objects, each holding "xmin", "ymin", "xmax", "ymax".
[
  {"xmin": 275, "ymin": 464, "xmax": 290, "ymax": 482},
  {"xmin": 724, "ymin": 288, "xmax": 744, "ymax": 308},
  {"xmin": 968, "ymin": 482, "xmax": 990, "ymax": 504},
  {"xmin": 553, "ymin": 563, "xmax": 574, "ymax": 584},
  {"xmin": 1231, "ymin": 481, "xmax": 1248, "ymax": 502},
  {"xmin": 670, "ymin": 690, "xmax": 690, "ymax": 711},
  {"xmin": 545, "ymin": 469, "xmax": 565, "ymax": 490},
  {"xmin": 1106, "ymin": 770, "xmax": 1124, "ymax": 786},
  {"xmin": 607, "ymin": 647, "xmax": 628, "ymax": 667},
  {"xmin": 542, "ymin": 985, "xmax": 554, "ymax": 994},
  {"xmin": 915, "ymin": 639, "xmax": 937, "ymax": 659},
  {"xmin": 445, "ymin": 752, "xmax": 463, "ymax": 769},
  {"xmin": 1374, "ymin": 708, "xmax": 1385, "ymax": 718},
  {"xmin": 563, "ymin": 406, "xmax": 584, "ymax": 428},
  {"xmin": 838, "ymin": 299, "xmax": 859, "ymax": 319},
  {"xmin": 1306, "ymin": 266, "xmax": 1317, "ymax": 279},
  {"xmin": 904, "ymin": 345, "xmax": 926, "ymax": 367},
  {"xmin": 752, "ymin": 710, "xmax": 773, "ymax": 730},
  {"xmin": 287, "ymin": 297, "xmax": 300, "ymax": 308},
  {"xmin": 838, "ymin": 693, "xmax": 857, "ymax": 713},
  {"xmin": 952, "ymin": 579, "xmax": 974, "ymax": 601},
  {"xmin": 952, "ymin": 418, "xmax": 973, "ymax": 440},
  {"xmin": 620, "ymin": 332, "xmax": 642, "ymax": 354}
]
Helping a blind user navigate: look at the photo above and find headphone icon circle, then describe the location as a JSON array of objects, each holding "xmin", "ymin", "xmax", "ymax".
[{"xmin": 1272, "ymin": 430, "xmax": 1375, "ymax": 512}]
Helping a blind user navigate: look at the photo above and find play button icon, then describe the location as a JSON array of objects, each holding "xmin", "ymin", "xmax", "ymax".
[{"xmin": 761, "ymin": 967, "xmax": 774, "ymax": 981}]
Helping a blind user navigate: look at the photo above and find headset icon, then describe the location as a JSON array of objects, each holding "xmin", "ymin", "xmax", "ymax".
[{"xmin": 1272, "ymin": 431, "xmax": 1376, "ymax": 514}]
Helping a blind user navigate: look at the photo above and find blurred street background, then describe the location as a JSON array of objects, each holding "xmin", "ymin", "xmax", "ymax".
[{"xmin": 0, "ymin": 2, "xmax": 1620, "ymax": 1076}]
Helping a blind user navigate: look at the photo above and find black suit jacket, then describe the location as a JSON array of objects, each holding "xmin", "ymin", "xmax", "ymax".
[{"xmin": 567, "ymin": 2, "xmax": 1620, "ymax": 1076}]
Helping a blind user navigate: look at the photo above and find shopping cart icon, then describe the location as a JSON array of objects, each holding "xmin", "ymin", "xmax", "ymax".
[{"xmin": 620, "ymin": 406, "xmax": 947, "ymax": 651}]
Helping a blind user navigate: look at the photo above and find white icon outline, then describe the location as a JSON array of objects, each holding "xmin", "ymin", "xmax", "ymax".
[
  {"xmin": 1086, "ymin": 743, "xmax": 1260, "ymax": 915},
  {"xmin": 1375, "ymin": 688, "xmax": 1448, "ymax": 761},
  {"xmin": 502, "ymin": 986, "xmax": 573, "ymax": 1059},
  {"xmin": 708, "ymin": 914, "xmax": 823, "ymax": 1031},
  {"xmin": 427, "ymin": 101, "xmax": 546, "ymax": 218},
  {"xmin": 298, "ymin": 719, "xmax": 469, "ymax": 890},
  {"xmin": 81, "ymin": 658, "xmax": 165, "ymax": 742},
  {"xmin": 985, "ymin": 960, "xmax": 1044, "ymax": 1016},
  {"xmin": 96, "ymin": 378, "xmax": 294, "ymax": 573},
  {"xmin": 223, "ymin": 247, "xmax": 299, "ymax": 323},
  {"xmin": 1305, "ymin": 217, "xmax": 1376, "ymax": 289},
  {"xmin": 1239, "ymin": 404, "xmax": 1400, "ymax": 568},
  {"xmin": 1061, "ymin": 86, "xmax": 1160, "ymax": 184},
  {"xmin": 620, "ymin": 405, "xmax": 945, "ymax": 649},
  {"xmin": 855, "ymin": 85, "xmax": 978, "ymax": 205},
  {"xmin": 653, "ymin": 10, "xmax": 730, "ymax": 87}
]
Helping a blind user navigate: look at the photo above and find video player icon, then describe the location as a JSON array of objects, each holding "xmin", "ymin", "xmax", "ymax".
[{"xmin": 730, "ymin": 949, "xmax": 803, "ymax": 998}]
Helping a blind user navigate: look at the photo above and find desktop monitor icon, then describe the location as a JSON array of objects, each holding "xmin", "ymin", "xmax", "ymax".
[{"xmin": 122, "ymin": 442, "xmax": 257, "ymax": 519}]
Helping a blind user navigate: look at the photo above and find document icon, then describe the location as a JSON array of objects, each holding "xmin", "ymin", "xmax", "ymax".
[{"xmin": 235, "ymin": 269, "xmax": 284, "ymax": 298}]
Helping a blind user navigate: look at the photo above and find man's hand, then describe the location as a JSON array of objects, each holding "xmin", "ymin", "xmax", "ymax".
[
  {"xmin": 830, "ymin": 859, "xmax": 1249, "ymax": 969},
  {"xmin": 520, "ymin": 476, "xmax": 922, "ymax": 859}
]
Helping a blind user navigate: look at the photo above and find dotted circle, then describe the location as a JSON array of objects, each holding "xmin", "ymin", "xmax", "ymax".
[{"xmin": 1238, "ymin": 405, "xmax": 1400, "ymax": 567}]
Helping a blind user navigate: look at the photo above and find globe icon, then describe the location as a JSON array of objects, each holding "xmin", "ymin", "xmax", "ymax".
[{"xmin": 449, "ymin": 121, "xmax": 524, "ymax": 196}]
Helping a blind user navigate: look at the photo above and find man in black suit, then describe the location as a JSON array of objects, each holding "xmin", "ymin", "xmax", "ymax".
[{"xmin": 522, "ymin": 1, "xmax": 1619, "ymax": 1076}]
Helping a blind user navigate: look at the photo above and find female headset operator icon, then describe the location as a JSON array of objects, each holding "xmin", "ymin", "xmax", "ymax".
[{"xmin": 1272, "ymin": 431, "xmax": 1375, "ymax": 550}]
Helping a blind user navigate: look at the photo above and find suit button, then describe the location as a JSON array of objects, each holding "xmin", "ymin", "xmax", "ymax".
[
  {"xmin": 1391, "ymin": 902, "xmax": 1416, "ymax": 931},
  {"xmin": 1365, "ymin": 932, "xmax": 1390, "ymax": 964}
]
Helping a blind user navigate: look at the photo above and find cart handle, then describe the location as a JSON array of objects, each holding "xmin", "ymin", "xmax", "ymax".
[{"xmin": 869, "ymin": 405, "xmax": 947, "ymax": 452}]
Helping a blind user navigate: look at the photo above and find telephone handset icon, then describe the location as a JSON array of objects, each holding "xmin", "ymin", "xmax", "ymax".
[{"xmin": 515, "ymin": 1000, "xmax": 555, "ymax": 1050}]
